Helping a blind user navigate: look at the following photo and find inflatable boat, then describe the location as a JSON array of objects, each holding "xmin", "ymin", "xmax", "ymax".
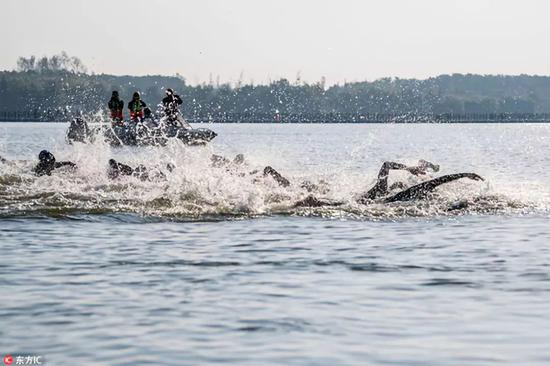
[{"xmin": 67, "ymin": 117, "xmax": 217, "ymax": 146}]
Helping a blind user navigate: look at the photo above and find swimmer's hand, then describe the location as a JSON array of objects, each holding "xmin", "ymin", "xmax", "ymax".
[
  {"xmin": 407, "ymin": 167, "xmax": 427, "ymax": 176},
  {"xmin": 465, "ymin": 173, "xmax": 484, "ymax": 181}
]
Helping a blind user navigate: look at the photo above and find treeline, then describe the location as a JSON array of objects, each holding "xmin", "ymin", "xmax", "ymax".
[
  {"xmin": 16, "ymin": 52, "xmax": 87, "ymax": 74},
  {"xmin": 1, "ymin": 53, "xmax": 550, "ymax": 121}
]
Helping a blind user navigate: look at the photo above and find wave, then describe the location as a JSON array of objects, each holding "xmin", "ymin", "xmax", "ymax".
[{"xmin": 0, "ymin": 138, "xmax": 547, "ymax": 222}]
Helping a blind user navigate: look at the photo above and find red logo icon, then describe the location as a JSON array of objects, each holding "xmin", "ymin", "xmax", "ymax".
[{"xmin": 3, "ymin": 355, "xmax": 13, "ymax": 366}]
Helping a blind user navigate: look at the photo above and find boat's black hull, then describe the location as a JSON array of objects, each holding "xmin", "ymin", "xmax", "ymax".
[{"xmin": 67, "ymin": 118, "xmax": 217, "ymax": 146}]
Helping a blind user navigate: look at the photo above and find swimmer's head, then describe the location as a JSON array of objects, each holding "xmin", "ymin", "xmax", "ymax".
[{"xmin": 38, "ymin": 150, "xmax": 55, "ymax": 165}]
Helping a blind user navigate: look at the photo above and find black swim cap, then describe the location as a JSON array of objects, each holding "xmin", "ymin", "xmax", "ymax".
[
  {"xmin": 38, "ymin": 150, "xmax": 55, "ymax": 164},
  {"xmin": 112, "ymin": 91, "xmax": 119, "ymax": 97},
  {"xmin": 166, "ymin": 88, "xmax": 173, "ymax": 95},
  {"xmin": 133, "ymin": 92, "xmax": 140, "ymax": 99}
]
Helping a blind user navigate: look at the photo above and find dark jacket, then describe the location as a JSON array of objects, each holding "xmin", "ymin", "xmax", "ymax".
[
  {"xmin": 108, "ymin": 97, "xmax": 124, "ymax": 111},
  {"xmin": 162, "ymin": 94, "xmax": 182, "ymax": 109}
]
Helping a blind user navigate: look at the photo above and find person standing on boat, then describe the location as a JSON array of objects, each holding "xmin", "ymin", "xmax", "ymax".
[
  {"xmin": 128, "ymin": 91, "xmax": 147, "ymax": 122},
  {"xmin": 108, "ymin": 91, "xmax": 124, "ymax": 126},
  {"xmin": 162, "ymin": 88, "xmax": 183, "ymax": 124}
]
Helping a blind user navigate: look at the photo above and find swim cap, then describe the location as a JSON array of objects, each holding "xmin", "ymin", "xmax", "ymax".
[{"xmin": 38, "ymin": 150, "xmax": 55, "ymax": 164}]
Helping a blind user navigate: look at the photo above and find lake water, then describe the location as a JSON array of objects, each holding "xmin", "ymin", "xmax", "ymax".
[{"xmin": 1, "ymin": 122, "xmax": 549, "ymax": 365}]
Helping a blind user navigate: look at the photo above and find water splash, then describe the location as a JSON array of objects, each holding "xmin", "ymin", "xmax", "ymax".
[{"xmin": 1, "ymin": 133, "xmax": 547, "ymax": 222}]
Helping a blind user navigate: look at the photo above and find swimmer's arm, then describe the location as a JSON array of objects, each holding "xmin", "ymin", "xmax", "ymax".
[
  {"xmin": 294, "ymin": 195, "xmax": 343, "ymax": 208},
  {"xmin": 55, "ymin": 161, "xmax": 77, "ymax": 169},
  {"xmin": 382, "ymin": 162, "xmax": 429, "ymax": 177},
  {"xmin": 381, "ymin": 161, "xmax": 407, "ymax": 172},
  {"xmin": 118, "ymin": 162, "xmax": 134, "ymax": 175},
  {"xmin": 418, "ymin": 173, "xmax": 483, "ymax": 192},
  {"xmin": 384, "ymin": 173, "xmax": 484, "ymax": 203},
  {"xmin": 211, "ymin": 154, "xmax": 230, "ymax": 167},
  {"xmin": 263, "ymin": 166, "xmax": 290, "ymax": 187},
  {"xmin": 360, "ymin": 161, "xmax": 413, "ymax": 202}
]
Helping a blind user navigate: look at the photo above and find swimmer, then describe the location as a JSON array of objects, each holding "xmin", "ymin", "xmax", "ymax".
[
  {"xmin": 108, "ymin": 159, "xmax": 150, "ymax": 180},
  {"xmin": 33, "ymin": 150, "xmax": 77, "ymax": 176},
  {"xmin": 210, "ymin": 153, "xmax": 291, "ymax": 186},
  {"xmin": 210, "ymin": 154, "xmax": 245, "ymax": 168},
  {"xmin": 293, "ymin": 160, "xmax": 483, "ymax": 207},
  {"xmin": 107, "ymin": 159, "xmax": 174, "ymax": 181}
]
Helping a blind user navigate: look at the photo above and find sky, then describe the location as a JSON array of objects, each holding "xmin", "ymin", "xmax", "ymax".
[{"xmin": 2, "ymin": 0, "xmax": 550, "ymax": 85}]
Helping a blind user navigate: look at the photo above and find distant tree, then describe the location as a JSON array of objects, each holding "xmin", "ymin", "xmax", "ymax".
[
  {"xmin": 433, "ymin": 97, "xmax": 463, "ymax": 114},
  {"xmin": 499, "ymin": 97, "xmax": 535, "ymax": 113},
  {"xmin": 16, "ymin": 52, "xmax": 87, "ymax": 74},
  {"xmin": 16, "ymin": 55, "xmax": 36, "ymax": 72}
]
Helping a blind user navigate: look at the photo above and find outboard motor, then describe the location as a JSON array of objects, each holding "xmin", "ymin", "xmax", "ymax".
[{"xmin": 66, "ymin": 117, "xmax": 90, "ymax": 143}]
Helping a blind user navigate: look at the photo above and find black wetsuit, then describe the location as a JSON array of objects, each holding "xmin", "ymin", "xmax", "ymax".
[
  {"xmin": 67, "ymin": 117, "xmax": 91, "ymax": 142},
  {"xmin": 162, "ymin": 94, "xmax": 183, "ymax": 124},
  {"xmin": 108, "ymin": 159, "xmax": 150, "ymax": 180},
  {"xmin": 263, "ymin": 166, "xmax": 290, "ymax": 187},
  {"xmin": 162, "ymin": 94, "xmax": 182, "ymax": 110},
  {"xmin": 293, "ymin": 160, "xmax": 482, "ymax": 208},
  {"xmin": 108, "ymin": 97, "xmax": 124, "ymax": 112},
  {"xmin": 33, "ymin": 151, "xmax": 77, "ymax": 176},
  {"xmin": 34, "ymin": 161, "xmax": 76, "ymax": 176},
  {"xmin": 294, "ymin": 173, "xmax": 483, "ymax": 208},
  {"xmin": 383, "ymin": 173, "xmax": 483, "ymax": 203}
]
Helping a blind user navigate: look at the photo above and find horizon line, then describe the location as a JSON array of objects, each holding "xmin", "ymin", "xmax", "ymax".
[{"xmin": 3, "ymin": 68, "xmax": 550, "ymax": 87}]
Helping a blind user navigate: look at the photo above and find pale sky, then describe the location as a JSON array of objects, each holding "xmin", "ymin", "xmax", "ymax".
[{"xmin": 2, "ymin": 0, "xmax": 550, "ymax": 85}]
